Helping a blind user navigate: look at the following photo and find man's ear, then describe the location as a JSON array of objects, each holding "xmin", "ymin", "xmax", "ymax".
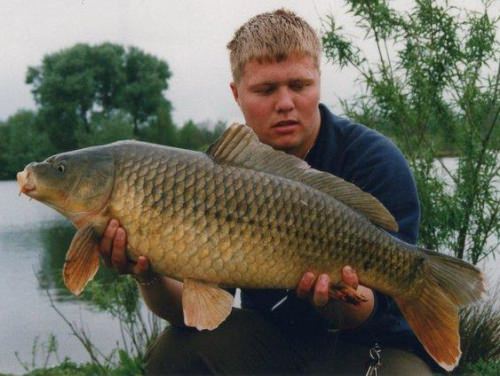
[{"xmin": 230, "ymin": 82, "xmax": 239, "ymax": 105}]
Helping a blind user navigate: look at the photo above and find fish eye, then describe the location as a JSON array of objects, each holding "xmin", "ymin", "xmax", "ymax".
[{"xmin": 57, "ymin": 164, "xmax": 65, "ymax": 173}]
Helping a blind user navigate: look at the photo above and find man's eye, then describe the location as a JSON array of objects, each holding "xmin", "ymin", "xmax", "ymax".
[
  {"xmin": 290, "ymin": 81, "xmax": 306, "ymax": 91},
  {"xmin": 256, "ymin": 86, "xmax": 275, "ymax": 95}
]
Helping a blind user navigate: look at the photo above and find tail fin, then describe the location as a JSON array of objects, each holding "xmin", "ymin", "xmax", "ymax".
[{"xmin": 394, "ymin": 250, "xmax": 485, "ymax": 371}]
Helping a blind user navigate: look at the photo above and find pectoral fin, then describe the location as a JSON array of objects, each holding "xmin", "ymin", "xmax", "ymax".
[
  {"xmin": 182, "ymin": 278, "xmax": 234, "ymax": 330},
  {"xmin": 63, "ymin": 224, "xmax": 100, "ymax": 296}
]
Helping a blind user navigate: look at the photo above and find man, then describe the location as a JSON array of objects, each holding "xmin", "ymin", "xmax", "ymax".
[{"xmin": 99, "ymin": 9, "xmax": 435, "ymax": 375}]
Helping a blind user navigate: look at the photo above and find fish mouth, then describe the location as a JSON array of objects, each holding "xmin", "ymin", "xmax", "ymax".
[{"xmin": 17, "ymin": 169, "xmax": 36, "ymax": 196}]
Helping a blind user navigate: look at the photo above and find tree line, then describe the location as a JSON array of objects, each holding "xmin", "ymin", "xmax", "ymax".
[{"xmin": 0, "ymin": 43, "xmax": 226, "ymax": 180}]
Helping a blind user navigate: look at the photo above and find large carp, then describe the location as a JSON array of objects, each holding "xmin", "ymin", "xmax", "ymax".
[{"xmin": 17, "ymin": 124, "xmax": 484, "ymax": 371}]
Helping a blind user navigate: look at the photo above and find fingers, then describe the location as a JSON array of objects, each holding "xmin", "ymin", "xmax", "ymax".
[
  {"xmin": 99, "ymin": 219, "xmax": 130, "ymax": 275},
  {"xmin": 296, "ymin": 272, "xmax": 330, "ymax": 307},
  {"xmin": 111, "ymin": 227, "xmax": 128, "ymax": 274},
  {"xmin": 132, "ymin": 256, "xmax": 150, "ymax": 276},
  {"xmin": 98, "ymin": 219, "xmax": 156, "ymax": 282},
  {"xmin": 296, "ymin": 266, "xmax": 359, "ymax": 308},
  {"xmin": 99, "ymin": 219, "xmax": 120, "ymax": 267},
  {"xmin": 313, "ymin": 274, "xmax": 330, "ymax": 307},
  {"xmin": 341, "ymin": 266, "xmax": 359, "ymax": 289},
  {"xmin": 329, "ymin": 266, "xmax": 364, "ymax": 304},
  {"xmin": 296, "ymin": 272, "xmax": 315, "ymax": 298}
]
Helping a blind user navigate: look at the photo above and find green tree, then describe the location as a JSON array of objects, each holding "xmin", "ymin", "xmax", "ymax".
[
  {"xmin": 76, "ymin": 111, "xmax": 135, "ymax": 148},
  {"xmin": 177, "ymin": 119, "xmax": 205, "ymax": 150},
  {"xmin": 0, "ymin": 120, "xmax": 9, "ymax": 179},
  {"xmin": 141, "ymin": 102, "xmax": 178, "ymax": 146},
  {"xmin": 26, "ymin": 43, "xmax": 173, "ymax": 149},
  {"xmin": 198, "ymin": 120, "xmax": 227, "ymax": 149},
  {"xmin": 0, "ymin": 110, "xmax": 56, "ymax": 179},
  {"xmin": 322, "ymin": 0, "xmax": 499, "ymax": 264},
  {"xmin": 175, "ymin": 119, "xmax": 227, "ymax": 151},
  {"xmin": 120, "ymin": 47, "xmax": 172, "ymax": 135}
]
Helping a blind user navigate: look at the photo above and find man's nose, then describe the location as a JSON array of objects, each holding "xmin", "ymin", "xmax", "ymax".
[{"xmin": 275, "ymin": 87, "xmax": 294, "ymax": 113}]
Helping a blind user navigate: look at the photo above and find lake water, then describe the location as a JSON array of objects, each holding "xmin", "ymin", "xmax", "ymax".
[
  {"xmin": 1, "ymin": 175, "xmax": 499, "ymax": 374},
  {"xmin": 0, "ymin": 181, "xmax": 138, "ymax": 374}
]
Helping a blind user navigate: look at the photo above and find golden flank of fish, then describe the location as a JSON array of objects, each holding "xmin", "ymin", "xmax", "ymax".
[{"xmin": 17, "ymin": 124, "xmax": 485, "ymax": 371}]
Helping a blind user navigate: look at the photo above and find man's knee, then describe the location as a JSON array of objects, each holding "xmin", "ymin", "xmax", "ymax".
[
  {"xmin": 143, "ymin": 310, "xmax": 263, "ymax": 375},
  {"xmin": 378, "ymin": 347, "xmax": 433, "ymax": 376},
  {"xmin": 144, "ymin": 309, "xmax": 301, "ymax": 375},
  {"xmin": 145, "ymin": 325, "xmax": 211, "ymax": 375}
]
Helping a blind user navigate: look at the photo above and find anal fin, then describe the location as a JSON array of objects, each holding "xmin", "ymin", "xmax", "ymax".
[
  {"xmin": 182, "ymin": 279, "xmax": 234, "ymax": 330},
  {"xmin": 63, "ymin": 224, "xmax": 100, "ymax": 296}
]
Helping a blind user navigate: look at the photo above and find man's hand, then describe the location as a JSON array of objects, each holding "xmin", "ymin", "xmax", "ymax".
[
  {"xmin": 296, "ymin": 266, "xmax": 374, "ymax": 329},
  {"xmin": 296, "ymin": 266, "xmax": 359, "ymax": 307},
  {"xmin": 99, "ymin": 219, "xmax": 157, "ymax": 283}
]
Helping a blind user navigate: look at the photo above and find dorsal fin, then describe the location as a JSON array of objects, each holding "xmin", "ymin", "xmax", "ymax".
[{"xmin": 207, "ymin": 123, "xmax": 398, "ymax": 232}]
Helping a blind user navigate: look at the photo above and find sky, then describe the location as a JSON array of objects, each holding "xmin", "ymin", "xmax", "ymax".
[{"xmin": 0, "ymin": 0, "xmax": 497, "ymax": 127}]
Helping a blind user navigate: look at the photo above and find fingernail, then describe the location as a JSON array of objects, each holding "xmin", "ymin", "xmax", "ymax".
[
  {"xmin": 304, "ymin": 272, "xmax": 315, "ymax": 284},
  {"xmin": 116, "ymin": 228, "xmax": 124, "ymax": 240},
  {"xmin": 319, "ymin": 274, "xmax": 329, "ymax": 286},
  {"xmin": 110, "ymin": 219, "xmax": 118, "ymax": 228}
]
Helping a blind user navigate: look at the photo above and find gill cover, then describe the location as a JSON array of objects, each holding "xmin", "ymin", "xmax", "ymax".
[{"xmin": 39, "ymin": 147, "xmax": 115, "ymax": 222}]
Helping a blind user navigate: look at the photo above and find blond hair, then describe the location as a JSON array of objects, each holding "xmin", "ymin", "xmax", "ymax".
[{"xmin": 227, "ymin": 9, "xmax": 321, "ymax": 82}]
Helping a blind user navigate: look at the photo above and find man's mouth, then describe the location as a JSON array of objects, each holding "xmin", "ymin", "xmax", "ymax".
[
  {"xmin": 274, "ymin": 120, "xmax": 299, "ymax": 127},
  {"xmin": 273, "ymin": 120, "xmax": 300, "ymax": 134}
]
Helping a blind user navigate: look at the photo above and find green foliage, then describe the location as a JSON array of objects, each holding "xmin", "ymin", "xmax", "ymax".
[
  {"xmin": 19, "ymin": 355, "xmax": 143, "ymax": 376},
  {"xmin": 463, "ymin": 359, "xmax": 500, "ymax": 376},
  {"xmin": 322, "ymin": 0, "xmax": 500, "ymax": 264},
  {"xmin": 22, "ymin": 359, "xmax": 102, "ymax": 376},
  {"xmin": 457, "ymin": 287, "xmax": 500, "ymax": 372},
  {"xmin": 0, "ymin": 110, "xmax": 56, "ymax": 179},
  {"xmin": 177, "ymin": 119, "xmax": 226, "ymax": 151},
  {"xmin": 120, "ymin": 47, "xmax": 171, "ymax": 134},
  {"xmin": 75, "ymin": 111, "xmax": 135, "ymax": 148},
  {"xmin": 25, "ymin": 43, "xmax": 172, "ymax": 149},
  {"xmin": 141, "ymin": 102, "xmax": 178, "ymax": 146}
]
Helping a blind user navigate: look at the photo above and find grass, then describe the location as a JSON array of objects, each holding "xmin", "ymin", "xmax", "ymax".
[{"xmin": 455, "ymin": 286, "xmax": 500, "ymax": 374}]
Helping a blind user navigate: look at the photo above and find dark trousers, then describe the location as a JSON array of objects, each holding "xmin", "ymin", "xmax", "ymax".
[{"xmin": 144, "ymin": 309, "xmax": 432, "ymax": 375}]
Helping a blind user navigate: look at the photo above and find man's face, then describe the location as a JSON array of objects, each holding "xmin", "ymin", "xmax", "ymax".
[{"xmin": 230, "ymin": 54, "xmax": 321, "ymax": 158}]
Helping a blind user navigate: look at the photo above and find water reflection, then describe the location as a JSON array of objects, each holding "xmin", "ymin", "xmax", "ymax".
[
  {"xmin": 36, "ymin": 222, "xmax": 123, "ymax": 303},
  {"xmin": 36, "ymin": 224, "xmax": 75, "ymax": 299}
]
